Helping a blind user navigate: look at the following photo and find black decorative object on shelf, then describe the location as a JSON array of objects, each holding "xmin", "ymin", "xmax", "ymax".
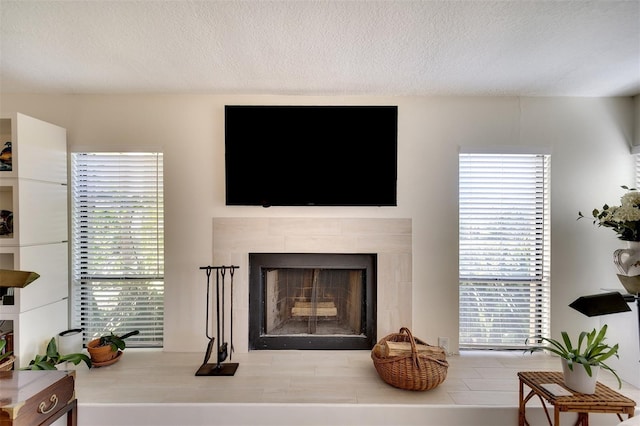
[
  {"xmin": 196, "ymin": 265, "xmax": 239, "ymax": 376},
  {"xmin": 0, "ymin": 141, "xmax": 11, "ymax": 171},
  {"xmin": 0, "ymin": 210, "xmax": 13, "ymax": 236}
]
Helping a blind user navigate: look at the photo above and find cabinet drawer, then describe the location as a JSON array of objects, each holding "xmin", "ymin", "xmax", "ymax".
[{"xmin": 0, "ymin": 373, "xmax": 75, "ymax": 426}]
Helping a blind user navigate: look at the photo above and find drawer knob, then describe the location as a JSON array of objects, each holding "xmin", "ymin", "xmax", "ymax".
[{"xmin": 38, "ymin": 394, "xmax": 58, "ymax": 414}]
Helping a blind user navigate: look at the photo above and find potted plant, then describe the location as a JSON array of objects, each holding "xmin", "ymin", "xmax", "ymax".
[
  {"xmin": 22, "ymin": 337, "xmax": 91, "ymax": 370},
  {"xmin": 87, "ymin": 330, "xmax": 139, "ymax": 366},
  {"xmin": 526, "ymin": 324, "xmax": 621, "ymax": 394},
  {"xmin": 0, "ymin": 339, "xmax": 15, "ymax": 371}
]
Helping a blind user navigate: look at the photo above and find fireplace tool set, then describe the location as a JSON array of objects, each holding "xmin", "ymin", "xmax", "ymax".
[{"xmin": 196, "ymin": 265, "xmax": 239, "ymax": 376}]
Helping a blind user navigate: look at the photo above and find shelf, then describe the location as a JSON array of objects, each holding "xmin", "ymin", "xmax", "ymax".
[{"xmin": 0, "ymin": 113, "xmax": 68, "ymax": 367}]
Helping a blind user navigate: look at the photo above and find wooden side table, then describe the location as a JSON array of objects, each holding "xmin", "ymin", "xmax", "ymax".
[
  {"xmin": 518, "ymin": 371, "xmax": 636, "ymax": 426},
  {"xmin": 0, "ymin": 370, "xmax": 77, "ymax": 426}
]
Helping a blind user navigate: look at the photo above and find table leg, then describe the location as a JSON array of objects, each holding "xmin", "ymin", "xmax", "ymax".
[
  {"xmin": 519, "ymin": 379, "xmax": 526, "ymax": 426},
  {"xmin": 66, "ymin": 399, "xmax": 77, "ymax": 426},
  {"xmin": 573, "ymin": 412, "xmax": 588, "ymax": 426}
]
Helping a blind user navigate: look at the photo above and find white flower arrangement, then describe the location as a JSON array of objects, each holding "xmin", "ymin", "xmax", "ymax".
[{"xmin": 579, "ymin": 186, "xmax": 640, "ymax": 241}]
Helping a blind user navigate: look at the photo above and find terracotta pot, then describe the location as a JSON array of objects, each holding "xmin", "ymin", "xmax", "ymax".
[{"xmin": 87, "ymin": 338, "xmax": 119, "ymax": 363}]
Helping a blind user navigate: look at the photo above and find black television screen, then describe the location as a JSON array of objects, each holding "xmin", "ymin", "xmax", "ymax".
[{"xmin": 225, "ymin": 105, "xmax": 398, "ymax": 207}]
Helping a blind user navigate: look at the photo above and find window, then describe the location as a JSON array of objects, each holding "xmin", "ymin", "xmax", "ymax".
[
  {"xmin": 71, "ymin": 152, "xmax": 164, "ymax": 347},
  {"xmin": 635, "ymin": 151, "xmax": 640, "ymax": 188},
  {"xmin": 459, "ymin": 152, "xmax": 550, "ymax": 348}
]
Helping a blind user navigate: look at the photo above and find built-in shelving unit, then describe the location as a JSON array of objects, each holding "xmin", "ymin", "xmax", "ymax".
[{"xmin": 0, "ymin": 113, "xmax": 68, "ymax": 367}]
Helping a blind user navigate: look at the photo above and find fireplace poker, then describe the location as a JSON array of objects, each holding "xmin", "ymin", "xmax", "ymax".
[
  {"xmin": 218, "ymin": 267, "xmax": 228, "ymax": 364},
  {"xmin": 229, "ymin": 266, "xmax": 235, "ymax": 360},
  {"xmin": 202, "ymin": 267, "xmax": 215, "ymax": 366}
]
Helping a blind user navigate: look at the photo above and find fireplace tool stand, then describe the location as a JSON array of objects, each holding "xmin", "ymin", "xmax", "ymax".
[{"xmin": 196, "ymin": 265, "xmax": 239, "ymax": 376}]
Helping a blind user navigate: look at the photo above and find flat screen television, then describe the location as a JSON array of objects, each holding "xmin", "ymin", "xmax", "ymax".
[{"xmin": 225, "ymin": 105, "xmax": 398, "ymax": 207}]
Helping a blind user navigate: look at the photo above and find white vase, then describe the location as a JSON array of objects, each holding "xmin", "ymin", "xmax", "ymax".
[
  {"xmin": 561, "ymin": 358, "xmax": 599, "ymax": 394},
  {"xmin": 614, "ymin": 241, "xmax": 640, "ymax": 294}
]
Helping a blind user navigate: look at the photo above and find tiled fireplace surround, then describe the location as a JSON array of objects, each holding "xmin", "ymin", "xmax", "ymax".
[{"xmin": 212, "ymin": 217, "xmax": 412, "ymax": 353}]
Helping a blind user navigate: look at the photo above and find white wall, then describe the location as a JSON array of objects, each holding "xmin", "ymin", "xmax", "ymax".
[{"xmin": 0, "ymin": 94, "xmax": 636, "ymax": 353}]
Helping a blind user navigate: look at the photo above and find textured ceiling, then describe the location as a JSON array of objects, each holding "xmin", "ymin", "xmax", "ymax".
[{"xmin": 1, "ymin": 0, "xmax": 639, "ymax": 97}]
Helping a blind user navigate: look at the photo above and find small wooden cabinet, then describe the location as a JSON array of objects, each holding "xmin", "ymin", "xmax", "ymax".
[{"xmin": 0, "ymin": 370, "xmax": 77, "ymax": 426}]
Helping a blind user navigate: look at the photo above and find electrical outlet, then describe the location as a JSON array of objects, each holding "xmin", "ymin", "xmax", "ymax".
[{"xmin": 438, "ymin": 337, "xmax": 450, "ymax": 354}]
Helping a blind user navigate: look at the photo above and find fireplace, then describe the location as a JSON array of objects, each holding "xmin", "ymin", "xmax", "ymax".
[
  {"xmin": 249, "ymin": 253, "xmax": 376, "ymax": 350},
  {"xmin": 212, "ymin": 217, "xmax": 412, "ymax": 353}
]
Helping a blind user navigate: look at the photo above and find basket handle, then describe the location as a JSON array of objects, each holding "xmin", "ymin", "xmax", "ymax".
[
  {"xmin": 399, "ymin": 327, "xmax": 419, "ymax": 354},
  {"xmin": 399, "ymin": 327, "xmax": 422, "ymax": 368},
  {"xmin": 399, "ymin": 327, "xmax": 450, "ymax": 370}
]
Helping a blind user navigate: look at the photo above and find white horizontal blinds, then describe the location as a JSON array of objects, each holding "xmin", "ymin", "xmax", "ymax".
[
  {"xmin": 71, "ymin": 153, "xmax": 164, "ymax": 348},
  {"xmin": 635, "ymin": 154, "xmax": 640, "ymax": 189},
  {"xmin": 459, "ymin": 153, "xmax": 550, "ymax": 348}
]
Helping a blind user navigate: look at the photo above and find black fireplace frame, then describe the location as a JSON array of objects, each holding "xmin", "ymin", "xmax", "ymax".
[{"xmin": 249, "ymin": 253, "xmax": 377, "ymax": 350}]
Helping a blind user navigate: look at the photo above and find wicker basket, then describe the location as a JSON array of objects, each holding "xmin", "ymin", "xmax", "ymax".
[
  {"xmin": 371, "ymin": 327, "xmax": 448, "ymax": 391},
  {"xmin": 0, "ymin": 355, "xmax": 15, "ymax": 371}
]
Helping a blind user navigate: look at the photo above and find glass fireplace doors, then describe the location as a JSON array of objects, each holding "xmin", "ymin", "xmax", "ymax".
[{"xmin": 249, "ymin": 253, "xmax": 376, "ymax": 350}]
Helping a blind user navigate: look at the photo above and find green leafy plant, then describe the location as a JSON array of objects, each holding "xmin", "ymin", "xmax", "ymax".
[
  {"xmin": 0, "ymin": 339, "xmax": 13, "ymax": 363},
  {"xmin": 97, "ymin": 330, "xmax": 140, "ymax": 351},
  {"xmin": 22, "ymin": 337, "xmax": 92, "ymax": 370},
  {"xmin": 525, "ymin": 324, "xmax": 621, "ymax": 388}
]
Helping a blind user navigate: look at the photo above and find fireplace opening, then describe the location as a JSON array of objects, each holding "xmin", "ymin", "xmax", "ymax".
[{"xmin": 249, "ymin": 253, "xmax": 376, "ymax": 350}]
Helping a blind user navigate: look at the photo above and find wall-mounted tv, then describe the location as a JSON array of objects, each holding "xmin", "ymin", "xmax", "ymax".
[{"xmin": 225, "ymin": 105, "xmax": 398, "ymax": 207}]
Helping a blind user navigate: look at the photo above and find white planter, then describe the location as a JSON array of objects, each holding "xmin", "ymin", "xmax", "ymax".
[
  {"xmin": 57, "ymin": 328, "xmax": 83, "ymax": 355},
  {"xmin": 561, "ymin": 358, "xmax": 599, "ymax": 394}
]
